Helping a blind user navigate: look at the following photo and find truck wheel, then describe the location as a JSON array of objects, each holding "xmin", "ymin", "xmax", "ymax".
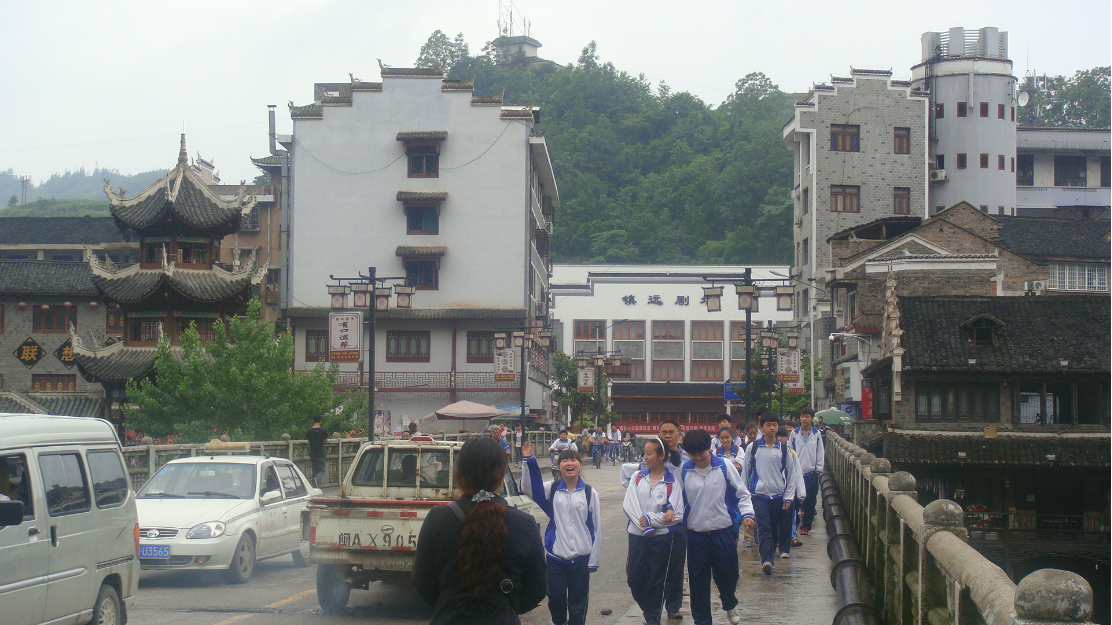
[
  {"xmin": 292, "ymin": 547, "xmax": 309, "ymax": 568},
  {"xmin": 91, "ymin": 583, "xmax": 121, "ymax": 625},
  {"xmin": 227, "ymin": 535, "xmax": 256, "ymax": 584},
  {"xmin": 316, "ymin": 564, "xmax": 351, "ymax": 614}
]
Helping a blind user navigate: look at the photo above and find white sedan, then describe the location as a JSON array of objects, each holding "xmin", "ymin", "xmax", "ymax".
[{"xmin": 135, "ymin": 455, "xmax": 322, "ymax": 583}]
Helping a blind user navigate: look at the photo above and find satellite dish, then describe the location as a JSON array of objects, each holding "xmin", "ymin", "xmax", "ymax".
[{"xmin": 1017, "ymin": 91, "xmax": 1030, "ymax": 107}]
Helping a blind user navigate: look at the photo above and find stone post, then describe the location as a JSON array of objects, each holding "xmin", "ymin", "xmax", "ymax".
[
  {"xmin": 858, "ymin": 452, "xmax": 876, "ymax": 545},
  {"xmin": 887, "ymin": 471, "xmax": 918, "ymax": 625},
  {"xmin": 869, "ymin": 458, "xmax": 892, "ymax": 616},
  {"xmin": 1014, "ymin": 569, "xmax": 1094, "ymax": 625},
  {"xmin": 918, "ymin": 499, "xmax": 967, "ymax": 625}
]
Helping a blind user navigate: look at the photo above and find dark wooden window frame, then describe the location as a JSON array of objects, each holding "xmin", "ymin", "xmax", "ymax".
[
  {"xmin": 893, "ymin": 187, "xmax": 911, "ymax": 215},
  {"xmin": 893, "ymin": 127, "xmax": 911, "ymax": 155},
  {"xmin": 33, "ymin": 306, "xmax": 76, "ymax": 334},
  {"xmin": 830, "ymin": 124, "xmax": 860, "ymax": 152},
  {"xmin": 956, "ymin": 153, "xmax": 968, "ymax": 170},
  {"xmin": 405, "ymin": 142, "xmax": 440, "ymax": 178},
  {"xmin": 405, "ymin": 205, "xmax": 440, "ymax": 235},
  {"xmin": 915, "ymin": 380, "xmax": 1000, "ymax": 422},
  {"xmin": 979, "ymin": 102, "xmax": 989, "ymax": 118},
  {"xmin": 403, "ymin": 257, "xmax": 440, "ymax": 290},
  {"xmin": 466, "ymin": 331, "xmax": 494, "ymax": 363},
  {"xmin": 830, "ymin": 185, "xmax": 860, "ymax": 213},
  {"xmin": 32, "ymin": 374, "xmax": 77, "ymax": 392},
  {"xmin": 386, "ymin": 330, "xmax": 431, "ymax": 363},
  {"xmin": 980, "ymin": 153, "xmax": 990, "ymax": 169},
  {"xmin": 956, "ymin": 102, "xmax": 968, "ymax": 117},
  {"xmin": 305, "ymin": 330, "xmax": 328, "ymax": 363}
]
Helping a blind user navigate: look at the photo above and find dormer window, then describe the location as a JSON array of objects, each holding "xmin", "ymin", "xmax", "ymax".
[
  {"xmin": 397, "ymin": 131, "xmax": 447, "ymax": 179},
  {"xmin": 962, "ymin": 315, "xmax": 1003, "ymax": 346}
]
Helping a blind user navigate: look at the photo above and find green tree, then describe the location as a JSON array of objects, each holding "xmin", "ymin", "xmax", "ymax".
[
  {"xmin": 1019, "ymin": 67, "xmax": 1111, "ymax": 128},
  {"xmin": 123, "ymin": 300, "xmax": 343, "ymax": 442},
  {"xmin": 6, "ymin": 195, "xmax": 16, "ymax": 207},
  {"xmin": 550, "ymin": 352, "xmax": 612, "ymax": 427},
  {"xmin": 415, "ymin": 30, "xmax": 468, "ymax": 69}
]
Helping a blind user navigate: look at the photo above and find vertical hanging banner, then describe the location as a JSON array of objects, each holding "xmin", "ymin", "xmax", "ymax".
[
  {"xmin": 776, "ymin": 348, "xmax": 801, "ymax": 382},
  {"xmin": 494, "ymin": 348, "xmax": 517, "ymax": 381},
  {"xmin": 328, "ymin": 312, "xmax": 363, "ymax": 362},
  {"xmin": 577, "ymin": 367, "xmax": 596, "ymax": 393}
]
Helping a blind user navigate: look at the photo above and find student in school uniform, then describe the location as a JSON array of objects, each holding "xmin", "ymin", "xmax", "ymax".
[
  {"xmin": 549, "ymin": 429, "xmax": 579, "ymax": 481},
  {"xmin": 678, "ymin": 429, "xmax": 755, "ymax": 625},
  {"xmin": 777, "ymin": 426, "xmax": 807, "ymax": 549},
  {"xmin": 788, "ymin": 407, "xmax": 824, "ymax": 535},
  {"xmin": 708, "ymin": 414, "xmax": 735, "ymax": 452},
  {"xmin": 742, "ymin": 413, "xmax": 799, "ymax": 575},
  {"xmin": 622, "ymin": 437, "xmax": 685, "ymax": 625},
  {"xmin": 521, "ymin": 441, "xmax": 602, "ymax": 625}
]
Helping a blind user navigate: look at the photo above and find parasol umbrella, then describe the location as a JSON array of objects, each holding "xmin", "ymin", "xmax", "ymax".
[
  {"xmin": 419, "ymin": 401, "xmax": 510, "ymax": 434},
  {"xmin": 815, "ymin": 407, "xmax": 855, "ymax": 426}
]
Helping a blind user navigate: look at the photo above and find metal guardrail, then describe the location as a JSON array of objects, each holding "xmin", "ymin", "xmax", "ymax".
[
  {"xmin": 121, "ymin": 430, "xmax": 562, "ymax": 490},
  {"xmin": 824, "ymin": 431, "xmax": 1096, "ymax": 625}
]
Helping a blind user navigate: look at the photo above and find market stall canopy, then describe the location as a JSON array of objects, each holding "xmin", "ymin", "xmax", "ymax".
[
  {"xmin": 815, "ymin": 408, "xmax": 855, "ymax": 426},
  {"xmin": 419, "ymin": 401, "xmax": 510, "ymax": 434}
]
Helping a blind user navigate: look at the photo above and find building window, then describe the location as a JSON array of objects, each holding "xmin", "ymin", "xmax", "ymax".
[
  {"xmin": 935, "ymin": 103, "xmax": 944, "ymax": 119},
  {"xmin": 690, "ymin": 360, "xmax": 723, "ymax": 381},
  {"xmin": 801, "ymin": 188, "xmax": 809, "ymax": 215},
  {"xmin": 652, "ymin": 320, "xmax": 684, "ymax": 341},
  {"xmin": 651, "ymin": 320, "xmax": 684, "ymax": 381},
  {"xmin": 994, "ymin": 155, "xmax": 1003, "ymax": 171},
  {"xmin": 979, "ymin": 102, "xmax": 989, "ymax": 117},
  {"xmin": 801, "ymin": 238, "xmax": 809, "ymax": 264},
  {"xmin": 33, "ymin": 307, "xmax": 76, "ymax": 333},
  {"xmin": 106, "ymin": 308, "xmax": 125, "ymax": 335},
  {"xmin": 574, "ymin": 320, "xmax": 606, "ymax": 355},
  {"xmin": 1048, "ymin": 263, "xmax": 1109, "ymax": 292},
  {"xmin": 830, "ymin": 124, "xmax": 860, "ymax": 152},
  {"xmin": 128, "ymin": 317, "xmax": 161, "ymax": 343},
  {"xmin": 691, "ymin": 321, "xmax": 723, "ymax": 381},
  {"xmin": 1010, "ymin": 106, "xmax": 1015, "ymax": 121},
  {"xmin": 830, "ymin": 185, "xmax": 860, "ymax": 213},
  {"xmin": 651, "ymin": 360, "xmax": 684, "ymax": 381},
  {"xmin": 956, "ymin": 153, "xmax": 967, "ymax": 169},
  {"xmin": 305, "ymin": 330, "xmax": 328, "ymax": 362},
  {"xmin": 405, "ymin": 206, "xmax": 439, "ymax": 234},
  {"xmin": 386, "ymin": 331, "xmax": 431, "ymax": 362},
  {"xmin": 965, "ymin": 318, "xmax": 998, "ymax": 345},
  {"xmin": 979, "ymin": 153, "xmax": 989, "ymax": 169},
  {"xmin": 998, "ymin": 104, "xmax": 1005, "ymax": 120},
  {"xmin": 956, "ymin": 102, "xmax": 968, "ymax": 117},
  {"xmin": 179, "ymin": 241, "xmax": 208, "ymax": 265},
  {"xmin": 142, "ymin": 242, "xmax": 162, "ymax": 264},
  {"xmin": 177, "ymin": 318, "xmax": 217, "ymax": 343},
  {"xmin": 915, "ymin": 382, "xmax": 999, "ymax": 422},
  {"xmin": 1016, "ymin": 154, "xmax": 1034, "ymax": 186},
  {"xmin": 1011, "ymin": 157, "xmax": 1015, "ymax": 173},
  {"xmin": 936, "ymin": 155, "xmax": 945, "ymax": 170},
  {"xmin": 406, "ymin": 144, "xmax": 439, "ymax": 178},
  {"xmin": 1102, "ymin": 156, "xmax": 1111, "ymax": 187},
  {"xmin": 893, "ymin": 127, "xmax": 911, "ymax": 155},
  {"xmin": 466, "ymin": 331, "xmax": 494, "ymax": 363},
  {"xmin": 613, "ymin": 320, "xmax": 644, "ymax": 340},
  {"xmin": 404, "ymin": 259, "xmax": 439, "ymax": 290},
  {"xmin": 32, "ymin": 374, "xmax": 76, "ymax": 392},
  {"xmin": 613, "ymin": 320, "xmax": 645, "ymax": 380},
  {"xmin": 690, "ymin": 321, "xmax": 723, "ymax": 341},
  {"xmin": 241, "ymin": 205, "xmax": 260, "ymax": 231},
  {"xmin": 1054, "ymin": 155, "xmax": 1087, "ymax": 187},
  {"xmin": 893, "ymin": 187, "xmax": 911, "ymax": 215}
]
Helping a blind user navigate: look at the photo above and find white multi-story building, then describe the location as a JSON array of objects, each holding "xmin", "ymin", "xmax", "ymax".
[
  {"xmin": 282, "ymin": 68, "xmax": 558, "ymax": 426},
  {"xmin": 550, "ymin": 264, "xmax": 794, "ymax": 431}
]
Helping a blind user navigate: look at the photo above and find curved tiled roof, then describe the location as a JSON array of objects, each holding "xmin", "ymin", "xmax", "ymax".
[
  {"xmin": 88, "ymin": 251, "xmax": 266, "ymax": 304},
  {"xmin": 105, "ymin": 136, "xmax": 256, "ymax": 233},
  {"xmin": 0, "ymin": 260, "xmax": 97, "ymax": 295},
  {"xmin": 72, "ymin": 343, "xmax": 158, "ymax": 384}
]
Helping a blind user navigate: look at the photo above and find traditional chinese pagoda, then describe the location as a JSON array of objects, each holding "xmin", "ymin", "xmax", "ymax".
[{"xmin": 73, "ymin": 136, "xmax": 265, "ymax": 394}]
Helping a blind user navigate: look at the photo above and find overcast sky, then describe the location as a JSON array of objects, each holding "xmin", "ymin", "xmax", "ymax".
[{"xmin": 1, "ymin": 0, "xmax": 1108, "ymax": 186}]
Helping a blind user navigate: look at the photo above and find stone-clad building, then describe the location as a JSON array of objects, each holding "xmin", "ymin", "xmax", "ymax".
[{"xmin": 782, "ymin": 67, "xmax": 929, "ymax": 406}]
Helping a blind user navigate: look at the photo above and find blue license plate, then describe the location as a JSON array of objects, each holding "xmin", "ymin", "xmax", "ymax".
[{"xmin": 139, "ymin": 544, "xmax": 170, "ymax": 558}]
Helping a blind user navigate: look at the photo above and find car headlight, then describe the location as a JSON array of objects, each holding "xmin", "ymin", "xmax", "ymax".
[{"xmin": 186, "ymin": 521, "xmax": 227, "ymax": 539}]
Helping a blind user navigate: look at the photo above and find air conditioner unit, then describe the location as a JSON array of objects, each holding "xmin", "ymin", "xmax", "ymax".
[
  {"xmin": 1024, "ymin": 280, "xmax": 1046, "ymax": 293},
  {"xmin": 930, "ymin": 169, "xmax": 948, "ymax": 182}
]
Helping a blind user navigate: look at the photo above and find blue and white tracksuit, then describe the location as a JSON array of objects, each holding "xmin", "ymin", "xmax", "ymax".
[
  {"xmin": 522, "ymin": 455, "xmax": 601, "ymax": 625},
  {"xmin": 742, "ymin": 439, "xmax": 800, "ymax": 566},
  {"xmin": 622, "ymin": 467, "xmax": 684, "ymax": 625},
  {"xmin": 680, "ymin": 457, "xmax": 754, "ymax": 625},
  {"xmin": 789, "ymin": 427, "xmax": 824, "ymax": 531}
]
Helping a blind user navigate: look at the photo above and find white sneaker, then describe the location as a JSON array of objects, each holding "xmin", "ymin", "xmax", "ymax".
[
  {"xmin": 727, "ymin": 607, "xmax": 742, "ymax": 624},
  {"xmin": 780, "ymin": 551, "xmax": 790, "ymax": 559}
]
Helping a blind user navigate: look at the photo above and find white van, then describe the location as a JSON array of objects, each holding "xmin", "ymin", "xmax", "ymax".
[{"xmin": 0, "ymin": 414, "xmax": 140, "ymax": 625}]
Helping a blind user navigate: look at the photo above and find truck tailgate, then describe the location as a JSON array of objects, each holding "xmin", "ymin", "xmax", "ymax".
[{"xmin": 308, "ymin": 498, "xmax": 447, "ymax": 565}]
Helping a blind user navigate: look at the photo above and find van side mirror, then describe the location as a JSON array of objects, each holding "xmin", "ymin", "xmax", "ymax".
[
  {"xmin": 0, "ymin": 500, "xmax": 25, "ymax": 527},
  {"xmin": 260, "ymin": 490, "xmax": 282, "ymax": 506}
]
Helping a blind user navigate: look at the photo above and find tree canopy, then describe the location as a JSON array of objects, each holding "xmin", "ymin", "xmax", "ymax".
[
  {"xmin": 425, "ymin": 38, "xmax": 798, "ymax": 266},
  {"xmin": 124, "ymin": 300, "xmax": 349, "ymax": 442},
  {"xmin": 1018, "ymin": 67, "xmax": 1111, "ymax": 128}
]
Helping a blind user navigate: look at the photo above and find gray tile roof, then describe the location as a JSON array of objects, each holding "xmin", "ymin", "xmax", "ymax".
[
  {"xmin": 0, "ymin": 216, "xmax": 125, "ymax": 245},
  {"xmin": 395, "ymin": 245, "xmax": 447, "ymax": 257},
  {"xmin": 113, "ymin": 176, "xmax": 244, "ymax": 232},
  {"xmin": 74, "ymin": 347, "xmax": 158, "ymax": 384},
  {"xmin": 93, "ymin": 268, "xmax": 257, "ymax": 303},
  {"xmin": 883, "ymin": 431, "xmax": 1109, "ymax": 467},
  {"xmin": 396, "ymin": 131, "xmax": 448, "ymax": 142},
  {"xmin": 996, "ymin": 216, "xmax": 1110, "ymax": 261},
  {"xmin": 25, "ymin": 394, "xmax": 104, "ymax": 418},
  {"xmin": 898, "ymin": 296, "xmax": 1110, "ymax": 373},
  {"xmin": 0, "ymin": 261, "xmax": 97, "ymax": 295},
  {"xmin": 284, "ymin": 306, "xmax": 528, "ymax": 320},
  {"xmin": 396, "ymin": 191, "xmax": 448, "ymax": 202}
]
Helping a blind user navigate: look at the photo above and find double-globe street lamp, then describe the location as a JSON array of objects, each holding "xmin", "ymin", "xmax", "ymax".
[
  {"xmin": 493, "ymin": 326, "xmax": 553, "ymax": 436},
  {"xmin": 328, "ymin": 266, "xmax": 414, "ymax": 442}
]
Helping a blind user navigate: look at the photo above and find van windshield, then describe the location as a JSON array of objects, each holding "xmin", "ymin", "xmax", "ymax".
[{"xmin": 138, "ymin": 463, "xmax": 256, "ymax": 499}]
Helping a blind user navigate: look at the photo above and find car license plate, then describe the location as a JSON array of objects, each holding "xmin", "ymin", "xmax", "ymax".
[{"xmin": 139, "ymin": 544, "xmax": 171, "ymax": 558}]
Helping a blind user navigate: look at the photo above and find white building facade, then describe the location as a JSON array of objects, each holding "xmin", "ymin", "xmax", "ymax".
[
  {"xmin": 283, "ymin": 68, "xmax": 558, "ymax": 427},
  {"xmin": 550, "ymin": 264, "xmax": 795, "ymax": 432}
]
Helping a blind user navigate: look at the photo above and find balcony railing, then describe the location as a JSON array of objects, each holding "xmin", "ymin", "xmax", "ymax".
[{"xmin": 1016, "ymin": 185, "xmax": 1110, "ymax": 208}]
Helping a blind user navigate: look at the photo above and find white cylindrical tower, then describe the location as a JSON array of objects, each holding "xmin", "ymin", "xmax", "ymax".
[{"xmin": 913, "ymin": 27, "xmax": 1017, "ymax": 215}]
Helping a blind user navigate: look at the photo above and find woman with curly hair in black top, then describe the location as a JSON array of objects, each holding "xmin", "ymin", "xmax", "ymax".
[{"xmin": 413, "ymin": 437, "xmax": 547, "ymax": 624}]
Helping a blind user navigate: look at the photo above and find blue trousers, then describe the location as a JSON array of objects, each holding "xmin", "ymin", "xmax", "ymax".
[
  {"xmin": 627, "ymin": 532, "xmax": 675, "ymax": 625},
  {"xmin": 548, "ymin": 555, "xmax": 590, "ymax": 625},
  {"xmin": 752, "ymin": 496, "xmax": 791, "ymax": 565},
  {"xmin": 687, "ymin": 527, "xmax": 739, "ymax": 625},
  {"xmin": 664, "ymin": 525, "xmax": 686, "ymax": 617},
  {"xmin": 801, "ymin": 472, "xmax": 820, "ymax": 531}
]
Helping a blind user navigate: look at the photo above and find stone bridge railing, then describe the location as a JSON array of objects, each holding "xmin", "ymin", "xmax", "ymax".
[{"xmin": 824, "ymin": 431, "xmax": 1095, "ymax": 625}]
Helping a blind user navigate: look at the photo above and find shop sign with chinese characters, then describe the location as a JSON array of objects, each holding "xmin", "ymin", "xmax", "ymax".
[
  {"xmin": 328, "ymin": 312, "xmax": 362, "ymax": 362},
  {"xmin": 494, "ymin": 348, "xmax": 516, "ymax": 381},
  {"xmin": 54, "ymin": 338, "xmax": 76, "ymax": 369},
  {"xmin": 577, "ymin": 367, "xmax": 595, "ymax": 393},
  {"xmin": 13, "ymin": 337, "xmax": 45, "ymax": 369}
]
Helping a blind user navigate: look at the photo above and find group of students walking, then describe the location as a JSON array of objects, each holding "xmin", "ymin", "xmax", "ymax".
[{"xmin": 412, "ymin": 409, "xmax": 824, "ymax": 625}]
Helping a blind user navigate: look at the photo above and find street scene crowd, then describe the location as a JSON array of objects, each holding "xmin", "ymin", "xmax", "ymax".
[{"xmin": 412, "ymin": 409, "xmax": 827, "ymax": 625}]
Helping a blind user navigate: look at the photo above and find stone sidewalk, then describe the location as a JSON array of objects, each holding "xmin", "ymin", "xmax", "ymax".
[{"xmin": 614, "ymin": 518, "xmax": 840, "ymax": 625}]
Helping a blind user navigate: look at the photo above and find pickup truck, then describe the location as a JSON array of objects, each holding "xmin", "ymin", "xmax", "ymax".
[{"xmin": 303, "ymin": 437, "xmax": 534, "ymax": 614}]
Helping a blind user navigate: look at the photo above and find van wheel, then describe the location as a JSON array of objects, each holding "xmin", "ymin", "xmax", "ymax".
[
  {"xmin": 316, "ymin": 564, "xmax": 351, "ymax": 614},
  {"xmin": 91, "ymin": 584, "xmax": 121, "ymax": 625},
  {"xmin": 227, "ymin": 535, "xmax": 256, "ymax": 584}
]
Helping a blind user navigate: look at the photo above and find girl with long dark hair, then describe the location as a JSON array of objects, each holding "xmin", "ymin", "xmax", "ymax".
[{"xmin": 413, "ymin": 438, "xmax": 547, "ymax": 624}]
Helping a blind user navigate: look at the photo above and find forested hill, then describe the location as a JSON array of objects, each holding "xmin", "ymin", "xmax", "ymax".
[
  {"xmin": 1, "ymin": 167, "xmax": 167, "ymax": 213},
  {"xmin": 434, "ymin": 38, "xmax": 798, "ymax": 265}
]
